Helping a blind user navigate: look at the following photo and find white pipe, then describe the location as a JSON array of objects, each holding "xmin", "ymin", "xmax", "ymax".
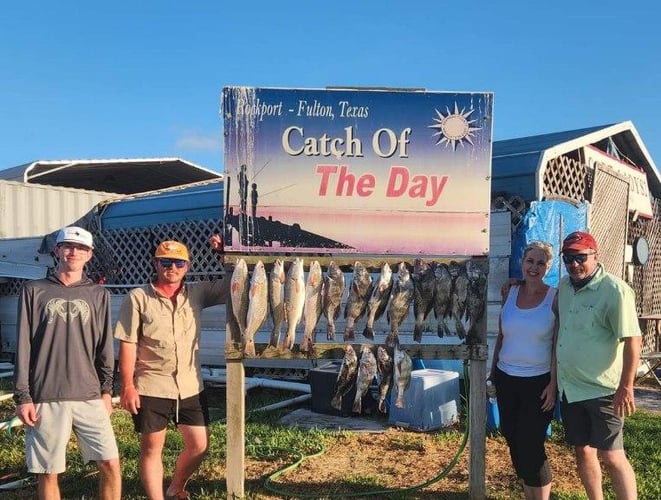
[
  {"xmin": 252, "ymin": 393, "xmax": 312, "ymax": 412},
  {"xmin": 0, "ymin": 393, "xmax": 13, "ymax": 402},
  {"xmin": 203, "ymin": 374, "xmax": 311, "ymax": 394},
  {"xmin": 0, "ymin": 371, "xmax": 13, "ymax": 379}
]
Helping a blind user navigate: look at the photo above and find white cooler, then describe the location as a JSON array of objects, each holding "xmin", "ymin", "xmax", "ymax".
[{"xmin": 389, "ymin": 368, "xmax": 460, "ymax": 431}]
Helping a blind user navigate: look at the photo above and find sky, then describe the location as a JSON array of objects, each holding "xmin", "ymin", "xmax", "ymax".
[{"xmin": 2, "ymin": 1, "xmax": 660, "ymax": 175}]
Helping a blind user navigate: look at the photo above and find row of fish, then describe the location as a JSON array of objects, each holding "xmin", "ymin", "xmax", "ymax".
[
  {"xmin": 331, "ymin": 343, "xmax": 413, "ymax": 414},
  {"xmin": 229, "ymin": 257, "xmax": 487, "ymax": 356}
]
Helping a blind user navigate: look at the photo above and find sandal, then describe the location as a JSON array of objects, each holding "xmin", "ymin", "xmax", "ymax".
[{"xmin": 165, "ymin": 490, "xmax": 190, "ymax": 499}]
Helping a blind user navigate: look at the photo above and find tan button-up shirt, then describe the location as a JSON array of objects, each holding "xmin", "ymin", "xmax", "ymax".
[{"xmin": 115, "ymin": 279, "xmax": 228, "ymax": 399}]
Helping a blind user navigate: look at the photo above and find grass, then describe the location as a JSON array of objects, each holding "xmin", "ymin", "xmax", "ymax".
[{"xmin": 0, "ymin": 381, "xmax": 660, "ymax": 499}]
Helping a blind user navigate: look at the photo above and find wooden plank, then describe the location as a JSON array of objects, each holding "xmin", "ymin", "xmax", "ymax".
[
  {"xmin": 224, "ymin": 342, "xmax": 488, "ymax": 361},
  {"xmin": 225, "ymin": 359, "xmax": 245, "ymax": 498},
  {"xmin": 468, "ymin": 359, "xmax": 487, "ymax": 499}
]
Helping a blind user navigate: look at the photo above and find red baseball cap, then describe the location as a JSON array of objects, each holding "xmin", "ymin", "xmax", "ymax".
[{"xmin": 562, "ymin": 231, "xmax": 598, "ymax": 253}]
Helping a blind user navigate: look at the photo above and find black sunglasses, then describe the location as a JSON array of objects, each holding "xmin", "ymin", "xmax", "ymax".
[
  {"xmin": 562, "ymin": 253, "xmax": 595, "ymax": 264},
  {"xmin": 158, "ymin": 258, "xmax": 187, "ymax": 269}
]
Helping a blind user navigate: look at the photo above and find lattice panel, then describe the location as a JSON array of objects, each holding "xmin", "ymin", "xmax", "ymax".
[
  {"xmin": 629, "ymin": 198, "xmax": 661, "ymax": 352},
  {"xmin": 491, "ymin": 194, "xmax": 527, "ymax": 230},
  {"xmin": 87, "ymin": 218, "xmax": 224, "ymax": 291},
  {"xmin": 543, "ymin": 156, "xmax": 589, "ymax": 201},
  {"xmin": 589, "ymin": 165, "xmax": 629, "ymax": 279},
  {"xmin": 0, "ymin": 279, "xmax": 25, "ymax": 296}
]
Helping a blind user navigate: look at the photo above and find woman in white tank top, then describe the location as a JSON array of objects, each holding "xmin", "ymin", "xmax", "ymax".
[{"xmin": 489, "ymin": 241, "xmax": 558, "ymax": 500}]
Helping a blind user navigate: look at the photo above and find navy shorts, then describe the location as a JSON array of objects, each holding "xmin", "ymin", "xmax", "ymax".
[
  {"xmin": 132, "ymin": 391, "xmax": 210, "ymax": 433},
  {"xmin": 561, "ymin": 393, "xmax": 623, "ymax": 450}
]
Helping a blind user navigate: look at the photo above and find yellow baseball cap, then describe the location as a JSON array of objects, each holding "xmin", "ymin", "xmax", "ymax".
[{"xmin": 154, "ymin": 241, "xmax": 189, "ymax": 261}]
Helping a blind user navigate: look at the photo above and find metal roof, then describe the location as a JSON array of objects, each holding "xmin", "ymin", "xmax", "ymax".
[
  {"xmin": 492, "ymin": 121, "xmax": 661, "ymax": 200},
  {"xmin": 0, "ymin": 158, "xmax": 222, "ymax": 195},
  {"xmin": 97, "ymin": 178, "xmax": 223, "ymax": 230}
]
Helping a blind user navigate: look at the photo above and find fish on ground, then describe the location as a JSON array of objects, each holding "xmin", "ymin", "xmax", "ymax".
[
  {"xmin": 412, "ymin": 258, "xmax": 436, "ymax": 343},
  {"xmin": 363, "ymin": 262, "xmax": 393, "ymax": 340},
  {"xmin": 352, "ymin": 345, "xmax": 378, "ymax": 414},
  {"xmin": 448, "ymin": 260, "xmax": 469, "ymax": 339},
  {"xmin": 322, "ymin": 261, "xmax": 345, "ymax": 341},
  {"xmin": 244, "ymin": 260, "xmax": 268, "ymax": 357},
  {"xmin": 376, "ymin": 345, "xmax": 394, "ymax": 413},
  {"xmin": 385, "ymin": 262, "xmax": 414, "ymax": 348},
  {"xmin": 283, "ymin": 257, "xmax": 305, "ymax": 350},
  {"xmin": 330, "ymin": 344, "xmax": 359, "ymax": 411},
  {"xmin": 268, "ymin": 259, "xmax": 286, "ymax": 347},
  {"xmin": 230, "ymin": 258, "xmax": 249, "ymax": 340},
  {"xmin": 301, "ymin": 260, "xmax": 323, "ymax": 352},
  {"xmin": 393, "ymin": 344, "xmax": 412, "ymax": 409},
  {"xmin": 343, "ymin": 261, "xmax": 373, "ymax": 341},
  {"xmin": 433, "ymin": 262, "xmax": 453, "ymax": 338}
]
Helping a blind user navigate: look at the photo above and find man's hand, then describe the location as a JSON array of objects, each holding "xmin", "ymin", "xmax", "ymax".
[
  {"xmin": 16, "ymin": 402, "xmax": 38, "ymax": 427},
  {"xmin": 101, "ymin": 393, "xmax": 114, "ymax": 416},
  {"xmin": 500, "ymin": 278, "xmax": 523, "ymax": 301},
  {"xmin": 210, "ymin": 234, "xmax": 225, "ymax": 263},
  {"xmin": 613, "ymin": 384, "xmax": 636, "ymax": 417},
  {"xmin": 120, "ymin": 385, "xmax": 141, "ymax": 415}
]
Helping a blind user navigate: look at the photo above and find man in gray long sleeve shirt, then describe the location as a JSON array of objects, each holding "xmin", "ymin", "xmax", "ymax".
[{"xmin": 13, "ymin": 226, "xmax": 121, "ymax": 499}]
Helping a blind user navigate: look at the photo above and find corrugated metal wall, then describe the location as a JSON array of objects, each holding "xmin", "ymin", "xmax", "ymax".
[{"xmin": 0, "ymin": 180, "xmax": 116, "ymax": 238}]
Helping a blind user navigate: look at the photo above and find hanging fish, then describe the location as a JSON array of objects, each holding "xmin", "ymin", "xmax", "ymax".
[
  {"xmin": 376, "ymin": 345, "xmax": 394, "ymax": 413},
  {"xmin": 283, "ymin": 258, "xmax": 305, "ymax": 350},
  {"xmin": 385, "ymin": 262, "xmax": 414, "ymax": 348},
  {"xmin": 301, "ymin": 260, "xmax": 323, "ymax": 352},
  {"xmin": 363, "ymin": 262, "xmax": 393, "ymax": 340},
  {"xmin": 243, "ymin": 260, "xmax": 268, "ymax": 357},
  {"xmin": 412, "ymin": 258, "xmax": 436, "ymax": 343},
  {"xmin": 448, "ymin": 260, "xmax": 469, "ymax": 339},
  {"xmin": 393, "ymin": 344, "xmax": 412, "ymax": 409},
  {"xmin": 465, "ymin": 259, "xmax": 488, "ymax": 340},
  {"xmin": 343, "ymin": 261, "xmax": 373, "ymax": 341},
  {"xmin": 433, "ymin": 262, "xmax": 453, "ymax": 338},
  {"xmin": 268, "ymin": 259, "xmax": 286, "ymax": 347},
  {"xmin": 330, "ymin": 344, "xmax": 359, "ymax": 411},
  {"xmin": 230, "ymin": 258, "xmax": 249, "ymax": 339},
  {"xmin": 352, "ymin": 345, "xmax": 378, "ymax": 414},
  {"xmin": 322, "ymin": 261, "xmax": 345, "ymax": 341}
]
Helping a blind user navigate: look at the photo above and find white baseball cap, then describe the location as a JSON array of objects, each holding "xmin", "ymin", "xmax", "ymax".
[{"xmin": 56, "ymin": 226, "xmax": 94, "ymax": 249}]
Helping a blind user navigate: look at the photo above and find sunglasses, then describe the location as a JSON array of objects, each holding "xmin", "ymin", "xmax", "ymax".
[
  {"xmin": 158, "ymin": 258, "xmax": 187, "ymax": 269},
  {"xmin": 562, "ymin": 253, "xmax": 595, "ymax": 264}
]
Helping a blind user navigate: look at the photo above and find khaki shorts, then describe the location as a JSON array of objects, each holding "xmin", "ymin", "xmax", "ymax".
[{"xmin": 25, "ymin": 400, "xmax": 119, "ymax": 474}]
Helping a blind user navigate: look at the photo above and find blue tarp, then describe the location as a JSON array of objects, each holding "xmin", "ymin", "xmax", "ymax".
[{"xmin": 510, "ymin": 200, "xmax": 588, "ymax": 286}]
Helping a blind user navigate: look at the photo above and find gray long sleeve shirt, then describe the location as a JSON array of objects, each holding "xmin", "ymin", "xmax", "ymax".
[{"xmin": 13, "ymin": 275, "xmax": 114, "ymax": 405}]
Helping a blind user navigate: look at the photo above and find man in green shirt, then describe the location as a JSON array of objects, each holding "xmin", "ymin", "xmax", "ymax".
[{"xmin": 557, "ymin": 231, "xmax": 641, "ymax": 499}]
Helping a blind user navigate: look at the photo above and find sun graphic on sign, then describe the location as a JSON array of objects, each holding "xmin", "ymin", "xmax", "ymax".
[{"xmin": 429, "ymin": 103, "xmax": 482, "ymax": 150}]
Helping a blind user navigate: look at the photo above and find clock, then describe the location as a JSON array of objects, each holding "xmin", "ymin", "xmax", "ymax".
[{"xmin": 632, "ymin": 236, "xmax": 650, "ymax": 266}]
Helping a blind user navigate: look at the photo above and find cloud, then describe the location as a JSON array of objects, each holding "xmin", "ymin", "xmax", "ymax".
[{"xmin": 175, "ymin": 131, "xmax": 223, "ymax": 152}]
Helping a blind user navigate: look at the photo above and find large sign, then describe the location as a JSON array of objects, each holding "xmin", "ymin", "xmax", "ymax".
[
  {"xmin": 222, "ymin": 87, "xmax": 494, "ymax": 256},
  {"xmin": 584, "ymin": 145, "xmax": 653, "ymax": 219}
]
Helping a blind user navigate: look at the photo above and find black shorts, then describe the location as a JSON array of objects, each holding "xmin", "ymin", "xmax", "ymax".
[
  {"xmin": 561, "ymin": 393, "xmax": 623, "ymax": 450},
  {"xmin": 132, "ymin": 391, "xmax": 210, "ymax": 434}
]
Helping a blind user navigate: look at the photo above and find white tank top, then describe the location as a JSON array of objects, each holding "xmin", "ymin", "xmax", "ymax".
[{"xmin": 497, "ymin": 285, "xmax": 557, "ymax": 377}]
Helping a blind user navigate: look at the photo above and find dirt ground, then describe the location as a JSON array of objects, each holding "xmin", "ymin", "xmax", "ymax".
[{"xmin": 218, "ymin": 428, "xmax": 585, "ymax": 499}]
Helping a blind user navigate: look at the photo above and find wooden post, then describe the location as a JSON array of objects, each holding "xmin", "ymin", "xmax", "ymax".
[
  {"xmin": 468, "ymin": 357, "xmax": 487, "ymax": 499},
  {"xmin": 467, "ymin": 256, "xmax": 488, "ymax": 499},
  {"xmin": 225, "ymin": 358, "xmax": 245, "ymax": 498},
  {"xmin": 225, "ymin": 293, "xmax": 246, "ymax": 498}
]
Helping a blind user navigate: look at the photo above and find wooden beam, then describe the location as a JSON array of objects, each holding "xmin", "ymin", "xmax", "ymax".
[{"xmin": 225, "ymin": 342, "xmax": 488, "ymax": 361}]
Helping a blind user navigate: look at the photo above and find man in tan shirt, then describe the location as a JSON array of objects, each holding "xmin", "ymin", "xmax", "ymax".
[{"xmin": 115, "ymin": 236, "xmax": 228, "ymax": 500}]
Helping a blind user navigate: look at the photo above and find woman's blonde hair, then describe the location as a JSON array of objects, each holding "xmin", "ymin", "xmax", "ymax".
[{"xmin": 523, "ymin": 240, "xmax": 554, "ymax": 263}]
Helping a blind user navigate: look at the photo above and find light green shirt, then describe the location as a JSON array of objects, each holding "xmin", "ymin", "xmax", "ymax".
[{"xmin": 556, "ymin": 264, "xmax": 640, "ymax": 403}]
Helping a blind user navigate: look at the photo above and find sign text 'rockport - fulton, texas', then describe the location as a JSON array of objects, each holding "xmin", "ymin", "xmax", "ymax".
[{"xmin": 222, "ymin": 87, "xmax": 494, "ymax": 256}]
